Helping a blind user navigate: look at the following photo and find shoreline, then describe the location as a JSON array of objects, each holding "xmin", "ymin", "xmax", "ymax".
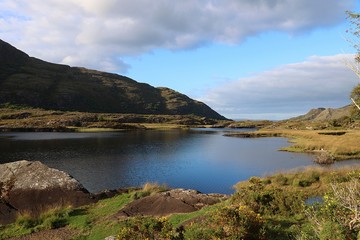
[{"xmin": 1, "ymin": 162, "xmax": 359, "ymax": 239}]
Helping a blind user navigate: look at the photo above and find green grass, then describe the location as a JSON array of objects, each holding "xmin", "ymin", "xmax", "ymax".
[
  {"xmin": 168, "ymin": 200, "xmax": 228, "ymax": 227},
  {"xmin": 0, "ymin": 206, "xmax": 72, "ymax": 239},
  {"xmin": 0, "ymin": 193, "xmax": 133, "ymax": 240},
  {"xmin": 68, "ymin": 193, "xmax": 133, "ymax": 239}
]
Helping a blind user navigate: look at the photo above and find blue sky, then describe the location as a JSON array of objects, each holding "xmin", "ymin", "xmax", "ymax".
[
  {"xmin": 1, "ymin": 0, "xmax": 360, "ymax": 119},
  {"xmin": 124, "ymin": 25, "xmax": 355, "ymax": 97}
]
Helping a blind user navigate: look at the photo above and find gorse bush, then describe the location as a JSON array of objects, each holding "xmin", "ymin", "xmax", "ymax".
[
  {"xmin": 116, "ymin": 216, "xmax": 182, "ymax": 240},
  {"xmin": 232, "ymin": 176, "xmax": 305, "ymax": 217},
  {"xmin": 115, "ymin": 204, "xmax": 266, "ymax": 239},
  {"xmin": 184, "ymin": 205, "xmax": 265, "ymax": 240}
]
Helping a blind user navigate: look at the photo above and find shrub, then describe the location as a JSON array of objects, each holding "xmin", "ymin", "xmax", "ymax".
[
  {"xmin": 314, "ymin": 151, "xmax": 334, "ymax": 165},
  {"xmin": 318, "ymin": 221, "xmax": 347, "ymax": 240},
  {"xmin": 117, "ymin": 216, "xmax": 182, "ymax": 240},
  {"xmin": 293, "ymin": 179, "xmax": 313, "ymax": 187},
  {"xmin": 304, "ymin": 176, "xmax": 360, "ymax": 239},
  {"xmin": 233, "ymin": 183, "xmax": 305, "ymax": 217},
  {"xmin": 184, "ymin": 205, "xmax": 265, "ymax": 240},
  {"xmin": 273, "ymin": 174, "xmax": 289, "ymax": 186}
]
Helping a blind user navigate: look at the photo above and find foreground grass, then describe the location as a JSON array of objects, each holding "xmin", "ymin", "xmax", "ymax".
[
  {"xmin": 226, "ymin": 129, "xmax": 360, "ymax": 160},
  {"xmin": 1, "ymin": 166, "xmax": 359, "ymax": 239},
  {"xmin": 113, "ymin": 166, "xmax": 360, "ymax": 240},
  {"xmin": 0, "ymin": 193, "xmax": 134, "ymax": 240},
  {"xmin": 0, "ymin": 183, "xmax": 168, "ymax": 240}
]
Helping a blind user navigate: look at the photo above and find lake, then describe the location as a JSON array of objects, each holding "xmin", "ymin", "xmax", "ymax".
[{"xmin": 0, "ymin": 129, "xmax": 358, "ymax": 194}]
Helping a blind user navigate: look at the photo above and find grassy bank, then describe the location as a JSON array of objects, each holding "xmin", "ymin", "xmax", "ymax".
[
  {"xmin": 0, "ymin": 107, "xmax": 225, "ymax": 132},
  {"xmin": 226, "ymin": 129, "xmax": 360, "ymax": 160},
  {"xmin": 1, "ymin": 166, "xmax": 359, "ymax": 240}
]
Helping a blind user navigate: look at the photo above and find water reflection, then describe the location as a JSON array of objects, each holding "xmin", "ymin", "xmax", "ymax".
[{"xmin": 0, "ymin": 130, "xmax": 358, "ymax": 194}]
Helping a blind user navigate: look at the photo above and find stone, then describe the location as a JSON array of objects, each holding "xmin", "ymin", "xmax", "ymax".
[
  {"xmin": 104, "ymin": 236, "xmax": 116, "ymax": 240},
  {"xmin": 118, "ymin": 188, "xmax": 229, "ymax": 217},
  {"xmin": 0, "ymin": 160, "xmax": 94, "ymax": 224}
]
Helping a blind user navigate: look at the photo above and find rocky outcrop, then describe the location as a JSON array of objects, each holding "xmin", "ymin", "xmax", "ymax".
[
  {"xmin": 289, "ymin": 105, "xmax": 352, "ymax": 121},
  {"xmin": 0, "ymin": 160, "xmax": 94, "ymax": 224},
  {"xmin": 118, "ymin": 189, "xmax": 229, "ymax": 217}
]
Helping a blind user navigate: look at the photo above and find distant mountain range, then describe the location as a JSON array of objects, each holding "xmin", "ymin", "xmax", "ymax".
[
  {"xmin": 0, "ymin": 39, "xmax": 226, "ymax": 120},
  {"xmin": 290, "ymin": 105, "xmax": 352, "ymax": 121}
]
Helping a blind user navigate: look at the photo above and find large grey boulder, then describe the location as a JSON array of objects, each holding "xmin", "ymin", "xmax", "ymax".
[{"xmin": 0, "ymin": 160, "xmax": 94, "ymax": 224}]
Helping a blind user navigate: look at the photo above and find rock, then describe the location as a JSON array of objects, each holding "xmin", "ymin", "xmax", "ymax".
[
  {"xmin": 104, "ymin": 236, "xmax": 116, "ymax": 240},
  {"xmin": 0, "ymin": 160, "xmax": 94, "ymax": 224},
  {"xmin": 117, "ymin": 188, "xmax": 229, "ymax": 218},
  {"xmin": 0, "ymin": 199, "xmax": 17, "ymax": 225}
]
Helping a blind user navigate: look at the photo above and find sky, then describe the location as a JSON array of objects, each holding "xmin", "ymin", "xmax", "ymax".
[{"xmin": 1, "ymin": 0, "xmax": 360, "ymax": 120}]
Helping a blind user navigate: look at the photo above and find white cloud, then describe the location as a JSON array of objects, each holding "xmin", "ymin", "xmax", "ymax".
[
  {"xmin": 0, "ymin": 0, "xmax": 355, "ymax": 72},
  {"xmin": 199, "ymin": 54, "xmax": 360, "ymax": 120}
]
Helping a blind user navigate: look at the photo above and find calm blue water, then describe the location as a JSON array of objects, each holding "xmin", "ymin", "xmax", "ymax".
[{"xmin": 0, "ymin": 129, "xmax": 358, "ymax": 194}]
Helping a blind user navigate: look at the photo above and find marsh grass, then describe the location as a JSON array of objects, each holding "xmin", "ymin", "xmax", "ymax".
[
  {"xmin": 228, "ymin": 129, "xmax": 360, "ymax": 160},
  {"xmin": 142, "ymin": 182, "xmax": 168, "ymax": 192}
]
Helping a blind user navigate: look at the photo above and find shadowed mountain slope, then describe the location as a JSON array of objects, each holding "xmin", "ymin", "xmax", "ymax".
[{"xmin": 0, "ymin": 39, "xmax": 226, "ymax": 120}]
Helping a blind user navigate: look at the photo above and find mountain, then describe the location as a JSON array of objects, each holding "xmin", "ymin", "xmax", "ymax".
[
  {"xmin": 289, "ymin": 105, "xmax": 352, "ymax": 121},
  {"xmin": 0, "ymin": 39, "xmax": 226, "ymax": 120}
]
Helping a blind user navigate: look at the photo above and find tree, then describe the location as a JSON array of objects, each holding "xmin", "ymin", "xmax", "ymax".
[
  {"xmin": 346, "ymin": 11, "xmax": 360, "ymax": 111},
  {"xmin": 351, "ymin": 84, "xmax": 360, "ymax": 111}
]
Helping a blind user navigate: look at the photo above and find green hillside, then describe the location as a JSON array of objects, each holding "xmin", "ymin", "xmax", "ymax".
[{"xmin": 0, "ymin": 39, "xmax": 226, "ymax": 120}]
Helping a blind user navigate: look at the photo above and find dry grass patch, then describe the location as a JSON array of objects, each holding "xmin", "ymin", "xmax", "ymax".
[
  {"xmin": 227, "ymin": 129, "xmax": 360, "ymax": 160},
  {"xmin": 139, "ymin": 123, "xmax": 188, "ymax": 129}
]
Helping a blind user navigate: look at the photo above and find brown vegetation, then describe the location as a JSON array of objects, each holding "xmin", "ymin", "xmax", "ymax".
[
  {"xmin": 0, "ymin": 107, "xmax": 225, "ymax": 132},
  {"xmin": 226, "ymin": 129, "xmax": 360, "ymax": 161}
]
